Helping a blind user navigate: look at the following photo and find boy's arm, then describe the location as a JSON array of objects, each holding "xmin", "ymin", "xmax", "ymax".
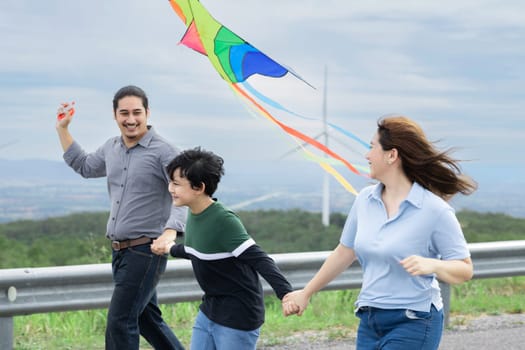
[
  {"xmin": 238, "ymin": 245, "xmax": 293, "ymax": 299},
  {"xmin": 169, "ymin": 243, "xmax": 191, "ymax": 259}
]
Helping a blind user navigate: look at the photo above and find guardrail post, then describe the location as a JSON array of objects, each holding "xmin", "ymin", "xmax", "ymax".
[
  {"xmin": 440, "ymin": 282, "xmax": 451, "ymax": 327},
  {"xmin": 0, "ymin": 316, "xmax": 14, "ymax": 350}
]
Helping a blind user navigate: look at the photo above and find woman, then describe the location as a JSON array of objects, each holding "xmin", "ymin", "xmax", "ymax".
[{"xmin": 283, "ymin": 115, "xmax": 477, "ymax": 349}]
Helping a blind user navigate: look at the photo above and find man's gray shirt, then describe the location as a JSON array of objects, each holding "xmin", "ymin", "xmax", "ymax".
[{"xmin": 63, "ymin": 126, "xmax": 187, "ymax": 241}]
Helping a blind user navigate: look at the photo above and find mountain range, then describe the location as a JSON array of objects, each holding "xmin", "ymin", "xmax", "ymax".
[{"xmin": 1, "ymin": 158, "xmax": 523, "ymax": 223}]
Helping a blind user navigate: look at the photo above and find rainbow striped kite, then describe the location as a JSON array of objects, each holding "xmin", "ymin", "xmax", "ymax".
[{"xmin": 168, "ymin": 0, "xmax": 368, "ymax": 194}]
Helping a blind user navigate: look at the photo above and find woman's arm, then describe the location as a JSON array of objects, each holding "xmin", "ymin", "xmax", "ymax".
[
  {"xmin": 304, "ymin": 244, "xmax": 357, "ymax": 297},
  {"xmin": 283, "ymin": 244, "xmax": 357, "ymax": 316},
  {"xmin": 400, "ymin": 256, "xmax": 473, "ymax": 284}
]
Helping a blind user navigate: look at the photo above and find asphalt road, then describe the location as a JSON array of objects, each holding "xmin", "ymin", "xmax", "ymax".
[
  {"xmin": 258, "ymin": 313, "xmax": 525, "ymax": 349},
  {"xmin": 438, "ymin": 313, "xmax": 525, "ymax": 350}
]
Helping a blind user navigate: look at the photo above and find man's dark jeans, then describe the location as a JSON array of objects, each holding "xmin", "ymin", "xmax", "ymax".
[{"xmin": 106, "ymin": 243, "xmax": 185, "ymax": 350}]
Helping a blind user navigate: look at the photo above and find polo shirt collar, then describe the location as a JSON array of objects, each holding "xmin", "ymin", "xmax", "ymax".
[
  {"xmin": 406, "ymin": 182, "xmax": 424, "ymax": 209},
  {"xmin": 369, "ymin": 183, "xmax": 383, "ymax": 202},
  {"xmin": 368, "ymin": 181, "xmax": 425, "ymax": 209}
]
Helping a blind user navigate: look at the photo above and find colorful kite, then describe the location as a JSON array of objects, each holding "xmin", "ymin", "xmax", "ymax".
[{"xmin": 167, "ymin": 0, "xmax": 369, "ymax": 194}]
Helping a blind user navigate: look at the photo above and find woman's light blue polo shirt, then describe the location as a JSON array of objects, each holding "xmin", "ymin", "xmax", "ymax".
[{"xmin": 340, "ymin": 182, "xmax": 470, "ymax": 312}]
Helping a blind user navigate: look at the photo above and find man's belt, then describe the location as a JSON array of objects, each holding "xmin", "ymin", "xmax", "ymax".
[{"xmin": 111, "ymin": 236, "xmax": 152, "ymax": 251}]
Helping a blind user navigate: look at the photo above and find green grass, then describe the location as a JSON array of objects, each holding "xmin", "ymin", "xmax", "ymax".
[
  {"xmin": 14, "ymin": 309, "xmax": 107, "ymax": 350},
  {"xmin": 449, "ymin": 276, "xmax": 525, "ymax": 316},
  {"xmin": 259, "ymin": 289, "xmax": 360, "ymax": 346},
  {"xmin": 13, "ymin": 277, "xmax": 525, "ymax": 349},
  {"xmin": 14, "ymin": 304, "xmax": 198, "ymax": 350}
]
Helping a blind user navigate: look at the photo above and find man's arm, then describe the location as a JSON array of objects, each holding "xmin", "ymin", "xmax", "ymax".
[
  {"xmin": 55, "ymin": 105, "xmax": 75, "ymax": 152},
  {"xmin": 151, "ymin": 228, "xmax": 178, "ymax": 255},
  {"xmin": 151, "ymin": 206, "xmax": 187, "ymax": 255}
]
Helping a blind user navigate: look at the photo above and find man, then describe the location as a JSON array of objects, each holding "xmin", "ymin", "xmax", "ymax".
[{"xmin": 55, "ymin": 85, "xmax": 186, "ymax": 350}]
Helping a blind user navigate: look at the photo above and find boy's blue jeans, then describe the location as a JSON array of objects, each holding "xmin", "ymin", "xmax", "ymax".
[
  {"xmin": 106, "ymin": 243, "xmax": 185, "ymax": 350},
  {"xmin": 190, "ymin": 310, "xmax": 260, "ymax": 350},
  {"xmin": 355, "ymin": 305, "xmax": 443, "ymax": 350}
]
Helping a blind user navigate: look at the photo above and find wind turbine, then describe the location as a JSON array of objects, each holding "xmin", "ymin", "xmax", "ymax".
[
  {"xmin": 279, "ymin": 66, "xmax": 332, "ymax": 226},
  {"xmin": 321, "ymin": 67, "xmax": 330, "ymax": 227},
  {"xmin": 280, "ymin": 66, "xmax": 366, "ymax": 226}
]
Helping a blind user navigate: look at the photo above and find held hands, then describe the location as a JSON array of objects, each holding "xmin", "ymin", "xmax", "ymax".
[
  {"xmin": 151, "ymin": 238, "xmax": 175, "ymax": 256},
  {"xmin": 282, "ymin": 290, "xmax": 311, "ymax": 317},
  {"xmin": 151, "ymin": 229, "xmax": 177, "ymax": 255}
]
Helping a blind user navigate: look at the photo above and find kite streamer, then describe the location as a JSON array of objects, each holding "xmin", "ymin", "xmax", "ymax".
[
  {"xmin": 167, "ymin": 0, "xmax": 369, "ymax": 193},
  {"xmin": 229, "ymin": 83, "xmax": 361, "ymax": 176},
  {"xmin": 240, "ymin": 80, "xmax": 370, "ymax": 150}
]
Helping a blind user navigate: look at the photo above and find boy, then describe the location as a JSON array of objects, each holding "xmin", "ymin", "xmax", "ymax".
[{"xmin": 154, "ymin": 147, "xmax": 295, "ymax": 349}]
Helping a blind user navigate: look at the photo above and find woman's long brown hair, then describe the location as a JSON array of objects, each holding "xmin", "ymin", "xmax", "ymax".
[{"xmin": 377, "ymin": 116, "xmax": 477, "ymax": 200}]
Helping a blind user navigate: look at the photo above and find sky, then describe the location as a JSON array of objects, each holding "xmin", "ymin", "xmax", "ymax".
[{"xmin": 1, "ymin": 0, "xmax": 524, "ymax": 198}]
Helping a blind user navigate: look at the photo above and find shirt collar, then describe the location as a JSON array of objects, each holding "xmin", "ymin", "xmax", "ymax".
[
  {"xmin": 368, "ymin": 181, "xmax": 424, "ymax": 209},
  {"xmin": 369, "ymin": 183, "xmax": 383, "ymax": 201},
  {"xmin": 120, "ymin": 125, "xmax": 154, "ymax": 148},
  {"xmin": 137, "ymin": 125, "xmax": 154, "ymax": 148},
  {"xmin": 406, "ymin": 182, "xmax": 425, "ymax": 208}
]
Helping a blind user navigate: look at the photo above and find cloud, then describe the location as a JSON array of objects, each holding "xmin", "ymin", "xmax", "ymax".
[{"xmin": 0, "ymin": 0, "xmax": 523, "ymax": 187}]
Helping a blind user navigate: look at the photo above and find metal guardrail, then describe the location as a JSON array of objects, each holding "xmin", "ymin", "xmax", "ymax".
[{"xmin": 1, "ymin": 240, "xmax": 525, "ymax": 349}]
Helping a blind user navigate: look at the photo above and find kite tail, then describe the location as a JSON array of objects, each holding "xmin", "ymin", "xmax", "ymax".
[
  {"xmin": 230, "ymin": 82, "xmax": 364, "ymax": 194},
  {"xmin": 230, "ymin": 83, "xmax": 360, "ymax": 174},
  {"xmin": 240, "ymin": 80, "xmax": 370, "ymax": 150},
  {"xmin": 319, "ymin": 162, "xmax": 358, "ymax": 195}
]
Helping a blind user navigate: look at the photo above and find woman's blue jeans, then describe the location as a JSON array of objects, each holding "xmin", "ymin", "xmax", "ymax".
[
  {"xmin": 105, "ymin": 243, "xmax": 185, "ymax": 350},
  {"xmin": 355, "ymin": 305, "xmax": 443, "ymax": 350},
  {"xmin": 190, "ymin": 310, "xmax": 260, "ymax": 350}
]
